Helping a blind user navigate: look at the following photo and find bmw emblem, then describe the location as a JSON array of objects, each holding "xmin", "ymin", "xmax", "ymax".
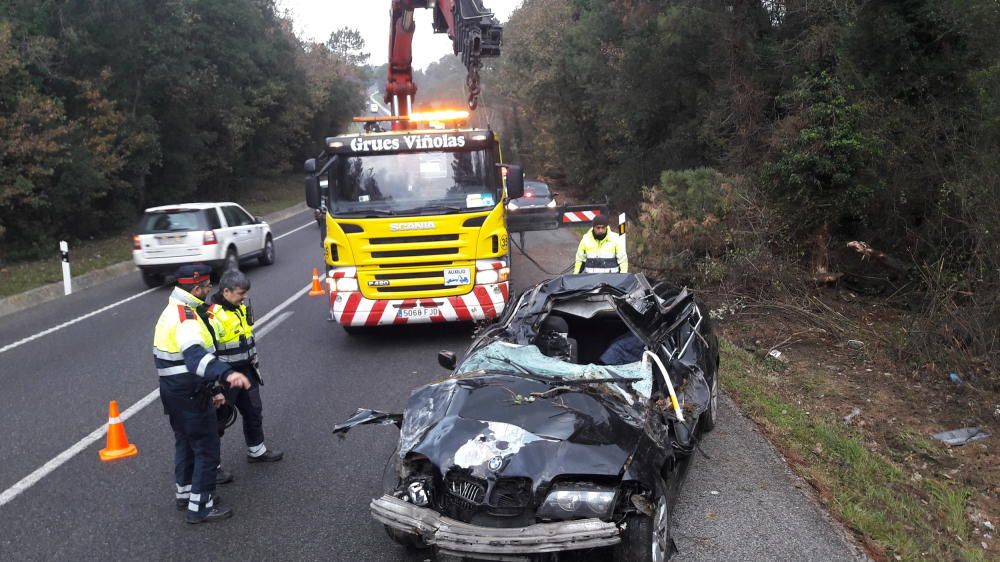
[{"xmin": 487, "ymin": 456, "xmax": 504, "ymax": 472}]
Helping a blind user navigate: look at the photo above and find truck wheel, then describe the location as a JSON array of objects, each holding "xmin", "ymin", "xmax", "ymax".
[
  {"xmin": 614, "ymin": 496, "xmax": 673, "ymax": 562},
  {"xmin": 141, "ymin": 272, "xmax": 163, "ymax": 288},
  {"xmin": 258, "ymin": 236, "xmax": 275, "ymax": 266}
]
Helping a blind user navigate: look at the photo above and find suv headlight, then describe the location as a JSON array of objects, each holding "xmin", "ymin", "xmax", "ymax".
[
  {"xmin": 538, "ymin": 484, "xmax": 616, "ymax": 520},
  {"xmin": 507, "ymin": 201, "xmax": 519, "ymax": 211},
  {"xmin": 546, "ymin": 199, "xmax": 557, "ymax": 208}
]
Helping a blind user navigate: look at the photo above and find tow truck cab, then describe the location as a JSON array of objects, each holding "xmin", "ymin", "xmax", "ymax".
[{"xmin": 305, "ymin": 119, "xmax": 523, "ymax": 331}]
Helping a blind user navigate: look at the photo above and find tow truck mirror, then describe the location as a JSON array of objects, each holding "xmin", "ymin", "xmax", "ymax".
[
  {"xmin": 438, "ymin": 350, "xmax": 457, "ymax": 371},
  {"xmin": 305, "ymin": 176, "xmax": 320, "ymax": 209},
  {"xmin": 506, "ymin": 165, "xmax": 525, "ymax": 200},
  {"xmin": 303, "ymin": 158, "xmax": 317, "ymax": 173}
]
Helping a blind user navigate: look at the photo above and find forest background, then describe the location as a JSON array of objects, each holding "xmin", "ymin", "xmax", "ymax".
[{"xmin": 2, "ymin": 0, "xmax": 997, "ymax": 374}]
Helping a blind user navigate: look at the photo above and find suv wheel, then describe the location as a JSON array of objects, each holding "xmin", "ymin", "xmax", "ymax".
[
  {"xmin": 223, "ymin": 247, "xmax": 239, "ymax": 272},
  {"xmin": 141, "ymin": 271, "xmax": 163, "ymax": 288},
  {"xmin": 258, "ymin": 236, "xmax": 275, "ymax": 266}
]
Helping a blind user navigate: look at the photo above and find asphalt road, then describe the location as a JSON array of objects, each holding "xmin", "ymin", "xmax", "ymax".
[{"xmin": 0, "ymin": 212, "xmax": 864, "ymax": 561}]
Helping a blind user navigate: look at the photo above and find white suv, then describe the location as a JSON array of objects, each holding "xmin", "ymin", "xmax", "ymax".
[{"xmin": 132, "ymin": 202, "xmax": 275, "ymax": 287}]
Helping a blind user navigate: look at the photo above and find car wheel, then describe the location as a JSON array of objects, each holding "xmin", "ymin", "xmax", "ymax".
[
  {"xmin": 258, "ymin": 236, "xmax": 275, "ymax": 266},
  {"xmin": 615, "ymin": 496, "xmax": 673, "ymax": 562},
  {"xmin": 223, "ymin": 247, "xmax": 239, "ymax": 272},
  {"xmin": 141, "ymin": 271, "xmax": 163, "ymax": 288},
  {"xmin": 701, "ymin": 372, "xmax": 718, "ymax": 433}
]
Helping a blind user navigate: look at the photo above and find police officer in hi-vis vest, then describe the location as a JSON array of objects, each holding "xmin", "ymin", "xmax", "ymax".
[
  {"xmin": 573, "ymin": 214, "xmax": 628, "ymax": 274},
  {"xmin": 153, "ymin": 264, "xmax": 251, "ymax": 524},
  {"xmin": 206, "ymin": 270, "xmax": 283, "ymax": 465}
]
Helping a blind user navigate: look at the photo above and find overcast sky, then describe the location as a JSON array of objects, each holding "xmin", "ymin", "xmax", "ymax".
[{"xmin": 277, "ymin": 0, "xmax": 524, "ymax": 70}]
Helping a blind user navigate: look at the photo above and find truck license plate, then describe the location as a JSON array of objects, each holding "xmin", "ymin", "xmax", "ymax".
[{"xmin": 397, "ymin": 307, "xmax": 440, "ymax": 319}]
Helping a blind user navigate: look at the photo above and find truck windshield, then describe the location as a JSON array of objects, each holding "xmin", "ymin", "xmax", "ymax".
[{"xmin": 328, "ymin": 149, "xmax": 500, "ymax": 216}]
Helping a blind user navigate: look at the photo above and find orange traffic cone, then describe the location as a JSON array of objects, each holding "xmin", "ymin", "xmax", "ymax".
[
  {"xmin": 99, "ymin": 400, "xmax": 138, "ymax": 461},
  {"xmin": 308, "ymin": 267, "xmax": 325, "ymax": 296}
]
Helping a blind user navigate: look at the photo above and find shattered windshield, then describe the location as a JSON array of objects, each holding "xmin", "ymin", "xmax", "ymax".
[
  {"xmin": 457, "ymin": 341, "xmax": 653, "ymax": 399},
  {"xmin": 328, "ymin": 149, "xmax": 501, "ymax": 217}
]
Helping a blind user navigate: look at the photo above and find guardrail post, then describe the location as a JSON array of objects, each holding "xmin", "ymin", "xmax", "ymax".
[{"xmin": 59, "ymin": 240, "xmax": 72, "ymax": 295}]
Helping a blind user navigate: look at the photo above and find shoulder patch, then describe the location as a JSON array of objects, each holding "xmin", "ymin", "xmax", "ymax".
[{"xmin": 176, "ymin": 305, "xmax": 196, "ymax": 321}]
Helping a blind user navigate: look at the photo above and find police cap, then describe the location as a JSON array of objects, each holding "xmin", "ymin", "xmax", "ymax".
[
  {"xmin": 592, "ymin": 214, "xmax": 610, "ymax": 227},
  {"xmin": 174, "ymin": 264, "xmax": 213, "ymax": 287}
]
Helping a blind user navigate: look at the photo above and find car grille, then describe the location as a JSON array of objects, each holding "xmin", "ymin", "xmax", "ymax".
[
  {"xmin": 354, "ymin": 232, "xmax": 477, "ymax": 299},
  {"xmin": 441, "ymin": 472, "xmax": 532, "ymax": 522}
]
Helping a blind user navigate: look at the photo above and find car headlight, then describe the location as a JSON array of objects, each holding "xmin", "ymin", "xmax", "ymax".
[
  {"xmin": 507, "ymin": 201, "xmax": 519, "ymax": 211},
  {"xmin": 334, "ymin": 277, "xmax": 358, "ymax": 292},
  {"xmin": 546, "ymin": 199, "xmax": 557, "ymax": 208},
  {"xmin": 538, "ymin": 484, "xmax": 616, "ymax": 520}
]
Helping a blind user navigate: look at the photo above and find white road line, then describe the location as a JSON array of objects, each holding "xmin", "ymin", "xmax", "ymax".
[
  {"xmin": 0, "ymin": 283, "xmax": 310, "ymax": 508},
  {"xmin": 0, "ymin": 221, "xmax": 313, "ymax": 357},
  {"xmin": 275, "ymin": 222, "xmax": 314, "ymax": 240},
  {"xmin": 254, "ymin": 311, "xmax": 293, "ymax": 338},
  {"xmin": 0, "ymin": 288, "xmax": 159, "ymax": 355}
]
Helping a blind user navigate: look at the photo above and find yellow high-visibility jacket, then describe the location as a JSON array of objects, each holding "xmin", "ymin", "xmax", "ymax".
[
  {"xmin": 574, "ymin": 229, "xmax": 628, "ymax": 274},
  {"xmin": 153, "ymin": 287, "xmax": 232, "ymax": 394},
  {"xmin": 206, "ymin": 301, "xmax": 256, "ymax": 366}
]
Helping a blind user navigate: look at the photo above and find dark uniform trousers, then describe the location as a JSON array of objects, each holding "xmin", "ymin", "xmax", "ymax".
[
  {"xmin": 222, "ymin": 362, "xmax": 264, "ymax": 447},
  {"xmin": 160, "ymin": 378, "xmax": 219, "ymax": 510},
  {"xmin": 160, "ymin": 379, "xmax": 219, "ymax": 494}
]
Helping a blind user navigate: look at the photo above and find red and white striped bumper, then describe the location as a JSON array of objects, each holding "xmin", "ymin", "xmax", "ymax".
[{"xmin": 329, "ymin": 282, "xmax": 509, "ymax": 326}]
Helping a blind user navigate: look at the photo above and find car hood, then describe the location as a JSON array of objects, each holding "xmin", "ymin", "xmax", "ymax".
[{"xmin": 400, "ymin": 374, "xmax": 645, "ymax": 488}]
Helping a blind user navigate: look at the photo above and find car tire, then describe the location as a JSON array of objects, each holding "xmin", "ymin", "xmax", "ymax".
[
  {"xmin": 258, "ymin": 236, "xmax": 275, "ymax": 266},
  {"xmin": 701, "ymin": 373, "xmax": 718, "ymax": 433},
  {"xmin": 614, "ymin": 496, "xmax": 673, "ymax": 562},
  {"xmin": 141, "ymin": 271, "xmax": 163, "ymax": 288},
  {"xmin": 223, "ymin": 247, "xmax": 239, "ymax": 272}
]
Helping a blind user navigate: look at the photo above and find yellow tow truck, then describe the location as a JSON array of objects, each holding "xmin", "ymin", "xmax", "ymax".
[{"xmin": 304, "ymin": 111, "xmax": 525, "ymax": 333}]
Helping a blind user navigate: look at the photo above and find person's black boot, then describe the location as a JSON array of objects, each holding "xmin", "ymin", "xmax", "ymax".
[
  {"xmin": 247, "ymin": 449, "xmax": 284, "ymax": 463},
  {"xmin": 215, "ymin": 467, "xmax": 234, "ymax": 485},
  {"xmin": 185, "ymin": 505, "xmax": 233, "ymax": 524}
]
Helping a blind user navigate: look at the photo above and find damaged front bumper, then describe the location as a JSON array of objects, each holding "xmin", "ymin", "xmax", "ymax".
[{"xmin": 371, "ymin": 494, "xmax": 621, "ymax": 557}]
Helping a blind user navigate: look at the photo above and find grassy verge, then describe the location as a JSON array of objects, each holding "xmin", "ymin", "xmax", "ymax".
[
  {"xmin": 721, "ymin": 339, "xmax": 985, "ymax": 562},
  {"xmin": 0, "ymin": 174, "xmax": 303, "ymax": 299}
]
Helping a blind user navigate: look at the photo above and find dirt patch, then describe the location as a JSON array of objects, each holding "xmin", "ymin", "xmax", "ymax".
[{"xmin": 716, "ymin": 289, "xmax": 999, "ymax": 559}]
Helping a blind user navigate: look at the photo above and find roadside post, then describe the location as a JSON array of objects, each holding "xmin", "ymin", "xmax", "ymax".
[
  {"xmin": 59, "ymin": 240, "xmax": 72, "ymax": 295},
  {"xmin": 618, "ymin": 212, "xmax": 627, "ymax": 256}
]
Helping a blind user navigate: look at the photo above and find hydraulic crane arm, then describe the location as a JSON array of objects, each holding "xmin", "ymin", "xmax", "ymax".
[{"xmin": 386, "ymin": 0, "xmax": 503, "ymax": 119}]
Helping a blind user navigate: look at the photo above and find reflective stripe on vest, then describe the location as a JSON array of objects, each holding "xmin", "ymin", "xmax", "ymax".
[{"xmin": 583, "ymin": 257, "xmax": 620, "ymax": 273}]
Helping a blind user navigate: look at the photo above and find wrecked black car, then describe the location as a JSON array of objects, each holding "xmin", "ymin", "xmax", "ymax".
[{"xmin": 334, "ymin": 273, "xmax": 719, "ymax": 561}]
